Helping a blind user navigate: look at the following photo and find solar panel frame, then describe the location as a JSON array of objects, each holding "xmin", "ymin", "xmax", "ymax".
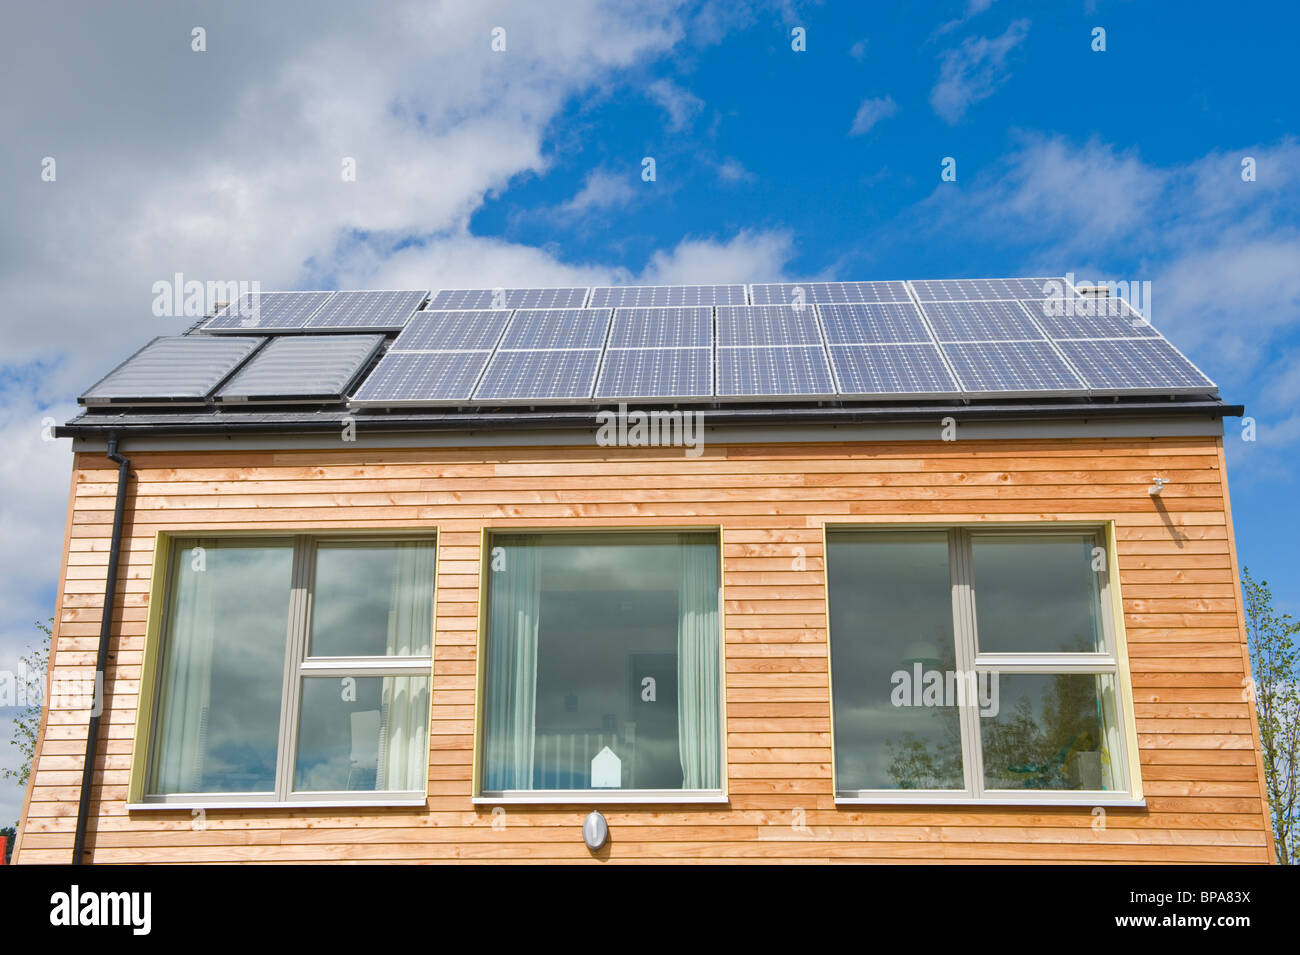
[
  {"xmin": 715, "ymin": 345, "xmax": 837, "ymax": 400},
  {"xmin": 828, "ymin": 343, "xmax": 962, "ymax": 399},
  {"xmin": 919, "ymin": 300, "xmax": 1047, "ymax": 343},
  {"xmin": 497, "ymin": 308, "xmax": 612, "ymax": 350},
  {"xmin": 350, "ymin": 350, "xmax": 496, "ymax": 406},
  {"xmin": 749, "ymin": 280, "xmax": 912, "ymax": 306},
  {"xmin": 717, "ymin": 304, "xmax": 823, "ymax": 346},
  {"xmin": 80, "ymin": 335, "xmax": 264, "ymax": 406},
  {"xmin": 594, "ymin": 347, "xmax": 713, "ymax": 401},
  {"xmin": 424, "ymin": 287, "xmax": 590, "ymax": 310},
  {"xmin": 201, "ymin": 291, "xmax": 335, "ymax": 332},
  {"xmin": 302, "ymin": 289, "xmax": 429, "ymax": 331},
  {"xmin": 607, "ymin": 307, "xmax": 713, "ymax": 349},
  {"xmin": 908, "ymin": 277, "xmax": 1079, "ymax": 303},
  {"xmin": 1055, "ymin": 338, "xmax": 1218, "ymax": 396},
  {"xmin": 1021, "ymin": 297, "xmax": 1161, "ymax": 340},
  {"xmin": 588, "ymin": 285, "xmax": 747, "ymax": 308},
  {"xmin": 817, "ymin": 302, "xmax": 936, "ymax": 345},
  {"xmin": 216, "ymin": 334, "xmax": 385, "ymax": 403},
  {"xmin": 939, "ymin": 340, "xmax": 1089, "ymax": 397},
  {"xmin": 472, "ymin": 349, "xmax": 604, "ymax": 404},
  {"xmin": 391, "ymin": 310, "xmax": 514, "ymax": 352}
]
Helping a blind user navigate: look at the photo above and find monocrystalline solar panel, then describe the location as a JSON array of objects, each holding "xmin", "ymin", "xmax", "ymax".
[
  {"xmin": 1056, "ymin": 339, "xmax": 1216, "ymax": 394},
  {"xmin": 588, "ymin": 285, "xmax": 746, "ymax": 308},
  {"xmin": 817, "ymin": 303, "xmax": 933, "ymax": 344},
  {"xmin": 920, "ymin": 300, "xmax": 1045, "ymax": 342},
  {"xmin": 749, "ymin": 281, "xmax": 911, "ymax": 306},
  {"xmin": 940, "ymin": 341, "xmax": 1086, "ymax": 394},
  {"xmin": 80, "ymin": 336, "xmax": 263, "ymax": 405},
  {"xmin": 351, "ymin": 351, "xmax": 494, "ymax": 405},
  {"xmin": 425, "ymin": 287, "xmax": 589, "ymax": 310},
  {"xmin": 391, "ymin": 310, "xmax": 512, "ymax": 351},
  {"xmin": 607, "ymin": 307, "xmax": 712, "ymax": 348},
  {"xmin": 304, "ymin": 290, "xmax": 428, "ymax": 330},
  {"xmin": 473, "ymin": 349, "xmax": 602, "ymax": 402},
  {"xmin": 716, "ymin": 346, "xmax": 835, "ymax": 398},
  {"xmin": 595, "ymin": 348, "xmax": 712, "ymax": 400},
  {"xmin": 910, "ymin": 278, "xmax": 1074, "ymax": 302},
  {"xmin": 498, "ymin": 309, "xmax": 612, "ymax": 350},
  {"xmin": 1021, "ymin": 298, "xmax": 1159, "ymax": 339},
  {"xmin": 216, "ymin": 335, "xmax": 384, "ymax": 402},
  {"xmin": 829, "ymin": 344, "xmax": 959, "ymax": 397},
  {"xmin": 203, "ymin": 291, "xmax": 334, "ymax": 331},
  {"xmin": 717, "ymin": 305, "xmax": 822, "ymax": 346}
]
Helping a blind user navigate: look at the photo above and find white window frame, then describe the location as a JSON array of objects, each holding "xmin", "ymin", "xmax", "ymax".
[{"xmin": 829, "ymin": 525, "xmax": 1143, "ymax": 807}]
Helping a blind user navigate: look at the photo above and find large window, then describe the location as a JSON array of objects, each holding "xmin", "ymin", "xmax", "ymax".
[
  {"xmin": 826, "ymin": 527, "xmax": 1134, "ymax": 803},
  {"xmin": 143, "ymin": 536, "xmax": 435, "ymax": 804},
  {"xmin": 479, "ymin": 531, "xmax": 723, "ymax": 798}
]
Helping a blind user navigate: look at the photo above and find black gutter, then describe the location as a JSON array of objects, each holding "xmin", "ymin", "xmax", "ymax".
[{"xmin": 72, "ymin": 433, "xmax": 131, "ymax": 864}]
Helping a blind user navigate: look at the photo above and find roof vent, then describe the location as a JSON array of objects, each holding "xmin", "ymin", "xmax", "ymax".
[{"xmin": 1075, "ymin": 284, "xmax": 1111, "ymax": 297}]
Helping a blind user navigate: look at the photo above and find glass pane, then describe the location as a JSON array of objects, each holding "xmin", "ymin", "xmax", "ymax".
[
  {"xmin": 826, "ymin": 531, "xmax": 965, "ymax": 790},
  {"xmin": 293, "ymin": 675, "xmax": 431, "ymax": 792},
  {"xmin": 981, "ymin": 673, "xmax": 1123, "ymax": 791},
  {"xmin": 309, "ymin": 541, "xmax": 434, "ymax": 656},
  {"xmin": 481, "ymin": 532, "xmax": 721, "ymax": 792},
  {"xmin": 972, "ymin": 534, "xmax": 1106, "ymax": 653},
  {"xmin": 148, "ymin": 540, "xmax": 292, "ymax": 794}
]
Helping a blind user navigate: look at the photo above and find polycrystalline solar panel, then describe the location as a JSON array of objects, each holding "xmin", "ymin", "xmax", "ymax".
[
  {"xmin": 1020, "ymin": 298, "xmax": 1159, "ymax": 339},
  {"xmin": 1056, "ymin": 339, "xmax": 1216, "ymax": 394},
  {"xmin": 749, "ymin": 281, "xmax": 911, "ymax": 306},
  {"xmin": 216, "ymin": 334, "xmax": 384, "ymax": 402},
  {"xmin": 351, "ymin": 351, "xmax": 492, "ymax": 405},
  {"xmin": 80, "ymin": 336, "xmax": 262, "ymax": 405},
  {"xmin": 304, "ymin": 290, "xmax": 428, "ymax": 330},
  {"xmin": 941, "ymin": 341, "xmax": 1085, "ymax": 395},
  {"xmin": 818, "ymin": 303, "xmax": 932, "ymax": 344},
  {"xmin": 608, "ymin": 307, "xmax": 711, "ymax": 348},
  {"xmin": 716, "ymin": 346, "xmax": 835, "ymax": 398},
  {"xmin": 473, "ymin": 349, "xmax": 602, "ymax": 402},
  {"xmin": 588, "ymin": 285, "xmax": 746, "ymax": 308},
  {"xmin": 595, "ymin": 348, "xmax": 712, "ymax": 399},
  {"xmin": 829, "ymin": 344, "xmax": 959, "ymax": 397},
  {"xmin": 202, "ymin": 291, "xmax": 334, "ymax": 331},
  {"xmin": 391, "ymin": 310, "xmax": 512, "ymax": 351},
  {"xmin": 499, "ymin": 309, "xmax": 611, "ymax": 350},
  {"xmin": 920, "ymin": 300, "xmax": 1045, "ymax": 342},
  {"xmin": 910, "ymin": 278, "xmax": 1074, "ymax": 302},
  {"xmin": 717, "ymin": 305, "xmax": 822, "ymax": 346},
  {"xmin": 425, "ymin": 287, "xmax": 589, "ymax": 310}
]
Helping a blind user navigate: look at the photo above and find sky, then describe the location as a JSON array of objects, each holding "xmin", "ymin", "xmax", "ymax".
[{"xmin": 1, "ymin": 0, "xmax": 1297, "ymax": 825}]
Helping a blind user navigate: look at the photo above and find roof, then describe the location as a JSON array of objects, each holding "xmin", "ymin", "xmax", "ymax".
[{"xmin": 59, "ymin": 279, "xmax": 1239, "ymax": 440}]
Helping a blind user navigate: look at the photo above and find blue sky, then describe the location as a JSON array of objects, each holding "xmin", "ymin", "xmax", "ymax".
[{"xmin": 1, "ymin": 0, "xmax": 1298, "ymax": 825}]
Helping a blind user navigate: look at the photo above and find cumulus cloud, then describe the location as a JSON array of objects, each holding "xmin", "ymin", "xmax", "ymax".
[
  {"xmin": 930, "ymin": 18, "xmax": 1029, "ymax": 123},
  {"xmin": 849, "ymin": 95, "xmax": 899, "ymax": 136}
]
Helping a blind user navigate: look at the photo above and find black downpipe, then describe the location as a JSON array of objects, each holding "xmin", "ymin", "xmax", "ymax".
[{"xmin": 72, "ymin": 434, "xmax": 131, "ymax": 864}]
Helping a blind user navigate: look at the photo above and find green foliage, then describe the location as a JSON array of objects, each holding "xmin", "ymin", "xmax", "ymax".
[
  {"xmin": 2, "ymin": 619, "xmax": 51, "ymax": 790},
  {"xmin": 1243, "ymin": 568, "xmax": 1300, "ymax": 865}
]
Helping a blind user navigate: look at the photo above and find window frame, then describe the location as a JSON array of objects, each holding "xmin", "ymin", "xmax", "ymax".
[
  {"xmin": 128, "ymin": 531, "xmax": 437, "ymax": 811},
  {"xmin": 825, "ymin": 521, "xmax": 1144, "ymax": 807},
  {"xmin": 471, "ymin": 525, "xmax": 729, "ymax": 806}
]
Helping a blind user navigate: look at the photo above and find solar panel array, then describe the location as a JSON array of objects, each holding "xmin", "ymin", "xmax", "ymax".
[
  {"xmin": 204, "ymin": 290, "xmax": 427, "ymax": 333},
  {"xmin": 81, "ymin": 336, "xmax": 264, "ymax": 405},
  {"xmin": 216, "ymin": 334, "xmax": 384, "ymax": 403}
]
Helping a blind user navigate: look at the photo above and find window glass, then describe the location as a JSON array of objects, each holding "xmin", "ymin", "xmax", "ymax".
[
  {"xmin": 482, "ymin": 532, "xmax": 721, "ymax": 792},
  {"xmin": 309, "ymin": 541, "xmax": 435, "ymax": 657}
]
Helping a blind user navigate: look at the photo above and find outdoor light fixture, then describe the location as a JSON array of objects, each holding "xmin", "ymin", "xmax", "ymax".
[
  {"xmin": 582, "ymin": 810, "xmax": 608, "ymax": 851},
  {"xmin": 1149, "ymin": 477, "xmax": 1170, "ymax": 496}
]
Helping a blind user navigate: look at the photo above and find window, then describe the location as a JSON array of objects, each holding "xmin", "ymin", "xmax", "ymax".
[
  {"xmin": 826, "ymin": 527, "xmax": 1135, "ymax": 803},
  {"xmin": 143, "ymin": 536, "xmax": 435, "ymax": 805},
  {"xmin": 479, "ymin": 532, "xmax": 723, "ymax": 799}
]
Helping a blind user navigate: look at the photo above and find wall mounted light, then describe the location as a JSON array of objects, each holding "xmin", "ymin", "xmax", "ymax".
[
  {"xmin": 582, "ymin": 810, "xmax": 608, "ymax": 851},
  {"xmin": 1149, "ymin": 477, "xmax": 1170, "ymax": 496}
]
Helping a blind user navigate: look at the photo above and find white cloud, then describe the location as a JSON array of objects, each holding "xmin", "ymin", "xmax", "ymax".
[
  {"xmin": 936, "ymin": 0, "xmax": 999, "ymax": 37},
  {"xmin": 556, "ymin": 168, "xmax": 638, "ymax": 218},
  {"xmin": 849, "ymin": 39, "xmax": 868, "ymax": 60},
  {"xmin": 713, "ymin": 158, "xmax": 756, "ymax": 183},
  {"xmin": 849, "ymin": 95, "xmax": 899, "ymax": 136},
  {"xmin": 639, "ymin": 229, "xmax": 796, "ymax": 284},
  {"xmin": 930, "ymin": 18, "xmax": 1029, "ymax": 123},
  {"xmin": 646, "ymin": 78, "xmax": 705, "ymax": 132}
]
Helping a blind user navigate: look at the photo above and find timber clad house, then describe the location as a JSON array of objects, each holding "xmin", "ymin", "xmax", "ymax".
[{"xmin": 14, "ymin": 279, "xmax": 1277, "ymax": 864}]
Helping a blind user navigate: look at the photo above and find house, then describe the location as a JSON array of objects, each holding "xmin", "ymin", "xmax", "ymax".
[{"xmin": 13, "ymin": 279, "xmax": 1277, "ymax": 863}]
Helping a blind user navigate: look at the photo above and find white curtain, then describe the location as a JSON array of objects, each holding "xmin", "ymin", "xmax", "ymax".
[
  {"xmin": 377, "ymin": 541, "xmax": 434, "ymax": 791},
  {"xmin": 152, "ymin": 541, "xmax": 215, "ymax": 793},
  {"xmin": 483, "ymin": 540, "xmax": 541, "ymax": 791},
  {"xmin": 677, "ymin": 536, "xmax": 721, "ymax": 789}
]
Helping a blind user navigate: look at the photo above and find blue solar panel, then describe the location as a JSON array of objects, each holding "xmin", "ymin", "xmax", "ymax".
[
  {"xmin": 910, "ymin": 278, "xmax": 1074, "ymax": 302},
  {"xmin": 473, "ymin": 350, "xmax": 602, "ymax": 402},
  {"xmin": 498, "ymin": 309, "xmax": 611, "ymax": 350},
  {"xmin": 818, "ymin": 303, "xmax": 933, "ymax": 344},
  {"xmin": 941, "ymin": 341, "xmax": 1085, "ymax": 394},
  {"xmin": 351, "ymin": 351, "xmax": 492, "ymax": 405},
  {"xmin": 921, "ymin": 300, "xmax": 1045, "ymax": 342},
  {"xmin": 392, "ymin": 310, "xmax": 512, "ymax": 351},
  {"xmin": 203, "ymin": 291, "xmax": 334, "ymax": 331},
  {"xmin": 595, "ymin": 348, "xmax": 712, "ymax": 400},
  {"xmin": 608, "ymin": 307, "xmax": 712, "ymax": 348},
  {"xmin": 716, "ymin": 346, "xmax": 835, "ymax": 398},
  {"xmin": 304, "ymin": 290, "xmax": 428, "ymax": 330},
  {"xmin": 425, "ymin": 287, "xmax": 589, "ymax": 309},
  {"xmin": 829, "ymin": 344, "xmax": 959, "ymax": 397},
  {"xmin": 717, "ymin": 305, "xmax": 822, "ymax": 346},
  {"xmin": 1021, "ymin": 298, "xmax": 1159, "ymax": 339},
  {"xmin": 588, "ymin": 285, "xmax": 745, "ymax": 308},
  {"xmin": 749, "ymin": 281, "xmax": 911, "ymax": 306},
  {"xmin": 1056, "ymin": 339, "xmax": 1216, "ymax": 394}
]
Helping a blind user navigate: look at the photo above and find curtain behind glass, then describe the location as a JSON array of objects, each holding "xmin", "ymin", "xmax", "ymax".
[
  {"xmin": 677, "ymin": 536, "xmax": 721, "ymax": 789},
  {"xmin": 483, "ymin": 539, "xmax": 541, "ymax": 791},
  {"xmin": 378, "ymin": 541, "xmax": 434, "ymax": 790}
]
